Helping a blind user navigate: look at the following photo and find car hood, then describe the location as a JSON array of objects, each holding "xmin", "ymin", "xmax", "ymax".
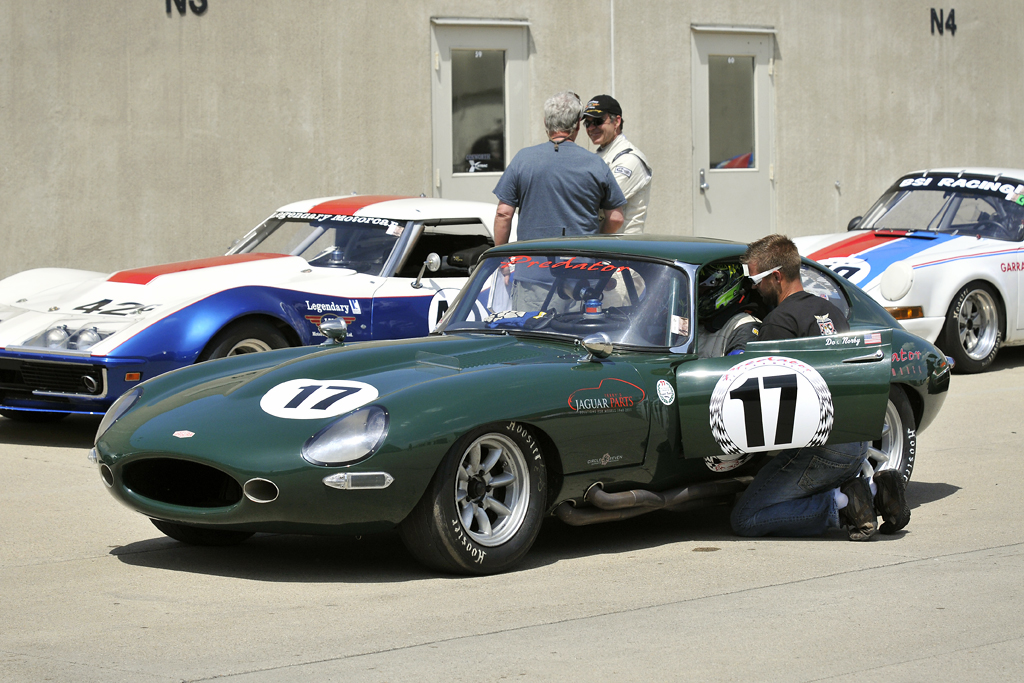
[
  {"xmin": 100, "ymin": 334, "xmax": 556, "ymax": 457},
  {"xmin": 0, "ymin": 254, "xmax": 373, "ymax": 354},
  {"xmin": 794, "ymin": 230, "xmax": 1017, "ymax": 290}
]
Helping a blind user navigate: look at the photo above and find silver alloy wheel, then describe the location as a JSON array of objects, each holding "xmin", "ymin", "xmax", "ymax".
[
  {"xmin": 454, "ymin": 433, "xmax": 530, "ymax": 547},
  {"xmin": 873, "ymin": 399, "xmax": 904, "ymax": 472},
  {"xmin": 956, "ymin": 288, "xmax": 999, "ymax": 361},
  {"xmin": 225, "ymin": 338, "xmax": 274, "ymax": 356}
]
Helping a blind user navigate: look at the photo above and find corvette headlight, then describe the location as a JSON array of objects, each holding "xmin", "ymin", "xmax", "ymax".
[
  {"xmin": 302, "ymin": 406, "xmax": 389, "ymax": 466},
  {"xmin": 71, "ymin": 327, "xmax": 103, "ymax": 351},
  {"xmin": 44, "ymin": 325, "xmax": 70, "ymax": 348},
  {"xmin": 95, "ymin": 386, "xmax": 144, "ymax": 445}
]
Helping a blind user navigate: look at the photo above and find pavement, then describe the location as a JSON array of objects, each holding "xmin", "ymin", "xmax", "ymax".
[{"xmin": 1, "ymin": 348, "xmax": 1022, "ymax": 682}]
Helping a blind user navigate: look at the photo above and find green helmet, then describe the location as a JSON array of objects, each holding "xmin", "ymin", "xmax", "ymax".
[{"xmin": 697, "ymin": 263, "xmax": 749, "ymax": 320}]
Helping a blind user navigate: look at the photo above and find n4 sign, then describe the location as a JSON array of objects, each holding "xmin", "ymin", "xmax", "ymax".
[
  {"xmin": 709, "ymin": 356, "xmax": 834, "ymax": 455},
  {"xmin": 260, "ymin": 379, "xmax": 378, "ymax": 419}
]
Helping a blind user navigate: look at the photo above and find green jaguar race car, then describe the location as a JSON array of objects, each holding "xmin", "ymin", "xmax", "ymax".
[{"xmin": 92, "ymin": 236, "xmax": 950, "ymax": 574}]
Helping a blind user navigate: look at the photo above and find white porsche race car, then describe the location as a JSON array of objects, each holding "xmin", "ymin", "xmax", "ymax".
[
  {"xmin": 0, "ymin": 195, "xmax": 498, "ymax": 419},
  {"xmin": 795, "ymin": 168, "xmax": 1024, "ymax": 372}
]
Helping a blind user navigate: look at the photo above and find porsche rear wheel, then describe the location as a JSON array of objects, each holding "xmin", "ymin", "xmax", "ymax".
[
  {"xmin": 870, "ymin": 386, "xmax": 916, "ymax": 483},
  {"xmin": 198, "ymin": 320, "xmax": 289, "ymax": 362},
  {"xmin": 400, "ymin": 422, "xmax": 547, "ymax": 575},
  {"xmin": 151, "ymin": 519, "xmax": 253, "ymax": 546},
  {"xmin": 941, "ymin": 282, "xmax": 1002, "ymax": 373}
]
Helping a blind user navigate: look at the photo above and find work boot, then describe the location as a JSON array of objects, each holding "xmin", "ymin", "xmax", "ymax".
[
  {"xmin": 838, "ymin": 477, "xmax": 877, "ymax": 541},
  {"xmin": 873, "ymin": 470, "xmax": 911, "ymax": 534}
]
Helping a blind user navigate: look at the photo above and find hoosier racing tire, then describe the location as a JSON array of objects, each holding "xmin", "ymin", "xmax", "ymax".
[{"xmin": 399, "ymin": 422, "xmax": 547, "ymax": 575}]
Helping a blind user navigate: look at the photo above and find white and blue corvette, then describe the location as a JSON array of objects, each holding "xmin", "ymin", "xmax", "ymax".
[
  {"xmin": 795, "ymin": 168, "xmax": 1024, "ymax": 372},
  {"xmin": 0, "ymin": 195, "xmax": 498, "ymax": 419}
]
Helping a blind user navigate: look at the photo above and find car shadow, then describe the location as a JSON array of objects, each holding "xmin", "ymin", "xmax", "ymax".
[
  {"xmin": 0, "ymin": 414, "xmax": 100, "ymax": 448},
  {"xmin": 989, "ymin": 345, "xmax": 1024, "ymax": 372},
  {"xmin": 112, "ymin": 480, "xmax": 962, "ymax": 580}
]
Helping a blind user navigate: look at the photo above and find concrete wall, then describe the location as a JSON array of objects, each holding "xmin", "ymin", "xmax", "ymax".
[{"xmin": 1, "ymin": 1, "xmax": 1021, "ymax": 278}]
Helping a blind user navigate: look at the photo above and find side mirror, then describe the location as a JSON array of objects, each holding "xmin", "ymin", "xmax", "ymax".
[
  {"xmin": 319, "ymin": 317, "xmax": 348, "ymax": 345},
  {"xmin": 411, "ymin": 253, "xmax": 442, "ymax": 289},
  {"xmin": 847, "ymin": 216, "xmax": 863, "ymax": 231},
  {"xmin": 581, "ymin": 332, "xmax": 613, "ymax": 361}
]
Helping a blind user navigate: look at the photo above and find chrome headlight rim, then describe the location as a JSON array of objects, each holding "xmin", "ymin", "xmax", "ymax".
[
  {"xmin": 301, "ymin": 405, "xmax": 389, "ymax": 467},
  {"xmin": 94, "ymin": 386, "xmax": 144, "ymax": 445}
]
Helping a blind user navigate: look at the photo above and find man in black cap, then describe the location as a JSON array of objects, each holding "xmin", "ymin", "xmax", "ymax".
[{"xmin": 581, "ymin": 95, "xmax": 652, "ymax": 234}]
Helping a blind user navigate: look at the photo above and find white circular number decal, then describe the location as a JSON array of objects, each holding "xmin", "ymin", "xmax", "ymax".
[
  {"xmin": 260, "ymin": 379, "xmax": 378, "ymax": 420},
  {"xmin": 709, "ymin": 356, "xmax": 833, "ymax": 456}
]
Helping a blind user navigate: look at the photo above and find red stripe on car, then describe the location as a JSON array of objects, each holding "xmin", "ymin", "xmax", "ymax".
[
  {"xmin": 108, "ymin": 253, "xmax": 290, "ymax": 285},
  {"xmin": 310, "ymin": 195, "xmax": 411, "ymax": 216},
  {"xmin": 808, "ymin": 232, "xmax": 902, "ymax": 261}
]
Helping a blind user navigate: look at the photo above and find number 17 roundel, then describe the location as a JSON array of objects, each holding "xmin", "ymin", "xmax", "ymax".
[
  {"xmin": 709, "ymin": 356, "xmax": 833, "ymax": 456},
  {"xmin": 260, "ymin": 379, "xmax": 379, "ymax": 419}
]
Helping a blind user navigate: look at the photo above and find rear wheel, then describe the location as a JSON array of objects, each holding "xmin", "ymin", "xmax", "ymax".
[
  {"xmin": 151, "ymin": 519, "xmax": 253, "ymax": 546},
  {"xmin": 870, "ymin": 386, "xmax": 916, "ymax": 483},
  {"xmin": 198, "ymin": 320, "xmax": 289, "ymax": 362},
  {"xmin": 399, "ymin": 422, "xmax": 547, "ymax": 575},
  {"xmin": 940, "ymin": 282, "xmax": 1002, "ymax": 373}
]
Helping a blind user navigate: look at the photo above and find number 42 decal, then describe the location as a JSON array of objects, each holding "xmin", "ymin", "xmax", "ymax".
[
  {"xmin": 73, "ymin": 299, "xmax": 158, "ymax": 316},
  {"xmin": 260, "ymin": 379, "xmax": 379, "ymax": 419}
]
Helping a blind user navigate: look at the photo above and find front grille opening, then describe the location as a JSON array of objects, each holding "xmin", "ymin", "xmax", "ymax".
[{"xmin": 122, "ymin": 458, "xmax": 243, "ymax": 508}]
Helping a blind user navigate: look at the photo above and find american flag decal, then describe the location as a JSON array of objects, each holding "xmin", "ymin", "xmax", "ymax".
[{"xmin": 864, "ymin": 332, "xmax": 882, "ymax": 345}]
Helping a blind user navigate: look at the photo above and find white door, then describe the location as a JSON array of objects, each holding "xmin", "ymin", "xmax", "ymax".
[
  {"xmin": 431, "ymin": 21, "xmax": 528, "ymax": 203},
  {"xmin": 691, "ymin": 30, "xmax": 775, "ymax": 241}
]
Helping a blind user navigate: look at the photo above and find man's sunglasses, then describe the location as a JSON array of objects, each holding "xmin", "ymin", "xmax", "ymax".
[
  {"xmin": 747, "ymin": 266, "xmax": 781, "ymax": 288},
  {"xmin": 583, "ymin": 116, "xmax": 607, "ymax": 128}
]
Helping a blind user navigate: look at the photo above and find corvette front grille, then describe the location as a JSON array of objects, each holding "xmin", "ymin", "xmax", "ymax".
[{"xmin": 0, "ymin": 358, "xmax": 105, "ymax": 396}]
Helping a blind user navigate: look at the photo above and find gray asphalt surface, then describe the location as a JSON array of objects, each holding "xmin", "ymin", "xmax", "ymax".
[{"xmin": 2, "ymin": 348, "xmax": 1022, "ymax": 682}]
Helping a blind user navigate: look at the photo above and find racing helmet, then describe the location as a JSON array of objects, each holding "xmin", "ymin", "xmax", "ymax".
[{"xmin": 697, "ymin": 263, "xmax": 749, "ymax": 321}]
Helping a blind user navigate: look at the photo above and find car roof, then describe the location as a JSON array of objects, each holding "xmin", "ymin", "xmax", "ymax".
[
  {"xmin": 900, "ymin": 167, "xmax": 1024, "ymax": 182},
  {"xmin": 274, "ymin": 195, "xmax": 500, "ymax": 222},
  {"xmin": 486, "ymin": 234, "xmax": 748, "ymax": 265}
]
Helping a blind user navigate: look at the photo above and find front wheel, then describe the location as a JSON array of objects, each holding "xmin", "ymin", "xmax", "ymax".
[
  {"xmin": 940, "ymin": 282, "xmax": 1002, "ymax": 373},
  {"xmin": 399, "ymin": 422, "xmax": 547, "ymax": 575},
  {"xmin": 151, "ymin": 519, "xmax": 253, "ymax": 546},
  {"xmin": 198, "ymin": 320, "xmax": 289, "ymax": 362},
  {"xmin": 871, "ymin": 386, "xmax": 917, "ymax": 483}
]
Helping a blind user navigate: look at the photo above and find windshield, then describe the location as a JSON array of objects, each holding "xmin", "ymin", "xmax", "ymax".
[
  {"xmin": 859, "ymin": 175, "xmax": 1024, "ymax": 242},
  {"xmin": 438, "ymin": 253, "xmax": 692, "ymax": 350},
  {"xmin": 228, "ymin": 213, "xmax": 407, "ymax": 275}
]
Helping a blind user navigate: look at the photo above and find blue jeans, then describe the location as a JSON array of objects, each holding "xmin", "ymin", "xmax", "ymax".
[{"xmin": 730, "ymin": 442, "xmax": 868, "ymax": 537}]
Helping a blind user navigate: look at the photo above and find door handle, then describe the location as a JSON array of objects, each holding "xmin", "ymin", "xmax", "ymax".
[
  {"xmin": 842, "ymin": 349, "xmax": 885, "ymax": 363},
  {"xmin": 699, "ymin": 168, "xmax": 709, "ymax": 192}
]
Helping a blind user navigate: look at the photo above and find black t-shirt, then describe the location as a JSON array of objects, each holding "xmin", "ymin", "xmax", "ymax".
[{"xmin": 757, "ymin": 291, "xmax": 850, "ymax": 341}]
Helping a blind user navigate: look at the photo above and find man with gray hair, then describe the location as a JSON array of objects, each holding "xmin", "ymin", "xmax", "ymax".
[{"xmin": 493, "ymin": 91, "xmax": 626, "ymax": 245}]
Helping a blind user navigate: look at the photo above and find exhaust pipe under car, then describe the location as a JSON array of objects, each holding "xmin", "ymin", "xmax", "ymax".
[{"xmin": 554, "ymin": 476, "xmax": 752, "ymax": 526}]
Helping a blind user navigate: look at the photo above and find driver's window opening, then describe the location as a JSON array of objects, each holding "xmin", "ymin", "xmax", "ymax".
[{"xmin": 440, "ymin": 254, "xmax": 691, "ymax": 349}]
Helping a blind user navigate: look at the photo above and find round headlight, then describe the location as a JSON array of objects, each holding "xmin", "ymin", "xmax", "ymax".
[
  {"xmin": 880, "ymin": 262, "xmax": 914, "ymax": 301},
  {"xmin": 73, "ymin": 327, "xmax": 103, "ymax": 351},
  {"xmin": 302, "ymin": 406, "xmax": 389, "ymax": 466},
  {"xmin": 44, "ymin": 326, "xmax": 70, "ymax": 348},
  {"xmin": 95, "ymin": 386, "xmax": 144, "ymax": 445}
]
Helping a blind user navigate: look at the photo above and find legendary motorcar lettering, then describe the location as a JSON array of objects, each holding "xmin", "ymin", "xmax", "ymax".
[
  {"xmin": 260, "ymin": 379, "xmax": 378, "ymax": 419},
  {"xmin": 710, "ymin": 356, "xmax": 833, "ymax": 456},
  {"xmin": 305, "ymin": 300, "xmax": 352, "ymax": 314},
  {"xmin": 568, "ymin": 379, "xmax": 646, "ymax": 413}
]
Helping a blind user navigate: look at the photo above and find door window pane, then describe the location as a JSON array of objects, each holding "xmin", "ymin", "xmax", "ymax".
[
  {"xmin": 708, "ymin": 55, "xmax": 755, "ymax": 169},
  {"xmin": 451, "ymin": 49, "xmax": 505, "ymax": 174}
]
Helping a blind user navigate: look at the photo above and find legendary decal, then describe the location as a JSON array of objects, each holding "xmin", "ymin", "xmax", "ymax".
[
  {"xmin": 274, "ymin": 212, "xmax": 401, "ymax": 230},
  {"xmin": 587, "ymin": 453, "xmax": 625, "ymax": 467},
  {"xmin": 709, "ymin": 356, "xmax": 833, "ymax": 456},
  {"xmin": 305, "ymin": 314, "xmax": 356, "ymax": 335},
  {"xmin": 656, "ymin": 379, "xmax": 676, "ymax": 405},
  {"xmin": 260, "ymin": 379, "xmax": 378, "ymax": 420},
  {"xmin": 568, "ymin": 378, "xmax": 646, "ymax": 413}
]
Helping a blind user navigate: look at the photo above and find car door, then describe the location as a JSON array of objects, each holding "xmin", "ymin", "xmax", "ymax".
[
  {"xmin": 675, "ymin": 330, "xmax": 892, "ymax": 459},
  {"xmin": 370, "ymin": 221, "xmax": 492, "ymax": 340}
]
